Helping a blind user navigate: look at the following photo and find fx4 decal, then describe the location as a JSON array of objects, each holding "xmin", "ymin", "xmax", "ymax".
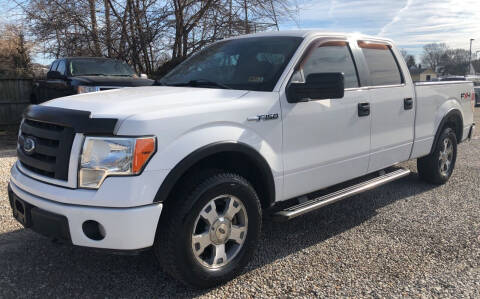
[{"xmin": 461, "ymin": 92, "xmax": 471, "ymax": 99}]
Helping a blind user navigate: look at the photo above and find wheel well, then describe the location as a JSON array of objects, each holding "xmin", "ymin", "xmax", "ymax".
[
  {"xmin": 442, "ymin": 112, "xmax": 463, "ymax": 142},
  {"xmin": 432, "ymin": 110, "xmax": 463, "ymax": 154},
  {"xmin": 155, "ymin": 144, "xmax": 276, "ymax": 210}
]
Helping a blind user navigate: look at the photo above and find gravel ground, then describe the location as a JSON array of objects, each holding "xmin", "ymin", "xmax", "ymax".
[{"xmin": 0, "ymin": 109, "xmax": 479, "ymax": 298}]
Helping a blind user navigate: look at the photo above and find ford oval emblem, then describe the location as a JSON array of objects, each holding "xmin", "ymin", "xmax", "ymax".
[{"xmin": 23, "ymin": 137, "xmax": 36, "ymax": 154}]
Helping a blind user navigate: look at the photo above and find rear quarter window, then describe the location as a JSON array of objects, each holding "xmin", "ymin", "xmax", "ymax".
[{"xmin": 359, "ymin": 42, "xmax": 403, "ymax": 86}]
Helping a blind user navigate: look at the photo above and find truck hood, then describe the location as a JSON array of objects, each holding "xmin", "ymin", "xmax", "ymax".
[
  {"xmin": 42, "ymin": 86, "xmax": 249, "ymax": 119},
  {"xmin": 72, "ymin": 76, "xmax": 154, "ymax": 87}
]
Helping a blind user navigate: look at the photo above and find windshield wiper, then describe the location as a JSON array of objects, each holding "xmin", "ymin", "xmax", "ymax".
[
  {"xmin": 165, "ymin": 79, "xmax": 232, "ymax": 89},
  {"xmin": 79, "ymin": 73, "xmax": 106, "ymax": 76}
]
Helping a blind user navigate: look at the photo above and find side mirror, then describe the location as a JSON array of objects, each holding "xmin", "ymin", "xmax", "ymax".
[
  {"xmin": 47, "ymin": 70, "xmax": 65, "ymax": 80},
  {"xmin": 140, "ymin": 73, "xmax": 148, "ymax": 79},
  {"xmin": 287, "ymin": 72, "xmax": 344, "ymax": 103}
]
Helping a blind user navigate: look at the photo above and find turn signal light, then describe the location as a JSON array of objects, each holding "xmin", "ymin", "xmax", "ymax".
[{"xmin": 133, "ymin": 137, "xmax": 156, "ymax": 173}]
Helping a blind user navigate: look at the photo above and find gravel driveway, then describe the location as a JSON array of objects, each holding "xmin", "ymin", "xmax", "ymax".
[{"xmin": 1, "ymin": 110, "xmax": 479, "ymax": 298}]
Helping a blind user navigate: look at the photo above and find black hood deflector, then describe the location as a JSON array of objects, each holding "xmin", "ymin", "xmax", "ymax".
[{"xmin": 24, "ymin": 105, "xmax": 117, "ymax": 134}]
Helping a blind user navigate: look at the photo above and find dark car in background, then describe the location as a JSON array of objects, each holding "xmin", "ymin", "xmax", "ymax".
[{"xmin": 31, "ymin": 57, "xmax": 154, "ymax": 103}]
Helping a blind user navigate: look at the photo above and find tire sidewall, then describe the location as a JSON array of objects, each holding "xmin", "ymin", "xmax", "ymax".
[
  {"xmin": 174, "ymin": 175, "xmax": 261, "ymax": 286},
  {"xmin": 433, "ymin": 128, "xmax": 457, "ymax": 181}
]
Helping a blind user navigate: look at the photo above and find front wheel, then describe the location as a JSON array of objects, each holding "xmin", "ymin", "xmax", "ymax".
[
  {"xmin": 417, "ymin": 127, "xmax": 457, "ymax": 184},
  {"xmin": 154, "ymin": 172, "xmax": 262, "ymax": 288}
]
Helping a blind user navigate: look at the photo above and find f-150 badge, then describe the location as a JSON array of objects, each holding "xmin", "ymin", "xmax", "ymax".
[{"xmin": 247, "ymin": 113, "xmax": 279, "ymax": 121}]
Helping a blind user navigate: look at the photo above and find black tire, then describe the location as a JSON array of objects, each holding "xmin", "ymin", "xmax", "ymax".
[
  {"xmin": 154, "ymin": 172, "xmax": 262, "ymax": 288},
  {"xmin": 417, "ymin": 127, "xmax": 457, "ymax": 184}
]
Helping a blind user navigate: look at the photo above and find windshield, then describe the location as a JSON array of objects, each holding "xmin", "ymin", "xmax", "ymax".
[
  {"xmin": 160, "ymin": 36, "xmax": 303, "ymax": 91},
  {"xmin": 69, "ymin": 59, "xmax": 136, "ymax": 77}
]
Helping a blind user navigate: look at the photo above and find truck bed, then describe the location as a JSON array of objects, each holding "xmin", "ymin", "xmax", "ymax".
[{"xmin": 411, "ymin": 80, "xmax": 474, "ymax": 159}]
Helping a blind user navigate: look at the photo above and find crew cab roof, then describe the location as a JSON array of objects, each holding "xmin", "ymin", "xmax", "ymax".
[{"xmin": 225, "ymin": 30, "xmax": 394, "ymax": 44}]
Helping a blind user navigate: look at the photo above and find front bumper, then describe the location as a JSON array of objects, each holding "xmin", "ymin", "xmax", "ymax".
[{"xmin": 8, "ymin": 179, "xmax": 163, "ymax": 250}]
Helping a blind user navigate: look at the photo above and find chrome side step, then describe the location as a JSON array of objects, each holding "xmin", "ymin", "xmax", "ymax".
[{"xmin": 273, "ymin": 168, "xmax": 411, "ymax": 221}]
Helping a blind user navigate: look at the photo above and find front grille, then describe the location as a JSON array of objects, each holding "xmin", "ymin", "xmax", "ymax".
[{"xmin": 17, "ymin": 119, "xmax": 75, "ymax": 181}]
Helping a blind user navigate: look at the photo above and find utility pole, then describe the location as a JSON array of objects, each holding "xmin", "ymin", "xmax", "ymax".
[{"xmin": 469, "ymin": 38, "xmax": 474, "ymax": 75}]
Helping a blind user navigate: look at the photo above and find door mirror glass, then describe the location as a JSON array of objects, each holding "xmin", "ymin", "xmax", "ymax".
[{"xmin": 287, "ymin": 72, "xmax": 344, "ymax": 103}]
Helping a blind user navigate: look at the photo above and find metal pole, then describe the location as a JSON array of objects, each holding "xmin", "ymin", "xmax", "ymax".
[{"xmin": 469, "ymin": 39, "xmax": 474, "ymax": 75}]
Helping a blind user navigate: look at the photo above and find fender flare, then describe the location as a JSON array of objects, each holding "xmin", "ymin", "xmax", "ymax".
[
  {"xmin": 153, "ymin": 141, "xmax": 276, "ymax": 206},
  {"xmin": 430, "ymin": 109, "xmax": 463, "ymax": 154}
]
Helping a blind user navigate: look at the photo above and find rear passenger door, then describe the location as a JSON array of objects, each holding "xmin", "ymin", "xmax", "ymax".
[
  {"xmin": 356, "ymin": 41, "xmax": 415, "ymax": 172},
  {"xmin": 281, "ymin": 38, "xmax": 371, "ymax": 200}
]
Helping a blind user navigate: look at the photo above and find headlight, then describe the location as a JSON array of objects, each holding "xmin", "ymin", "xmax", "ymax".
[
  {"xmin": 79, "ymin": 136, "xmax": 156, "ymax": 189},
  {"xmin": 77, "ymin": 85, "xmax": 100, "ymax": 94}
]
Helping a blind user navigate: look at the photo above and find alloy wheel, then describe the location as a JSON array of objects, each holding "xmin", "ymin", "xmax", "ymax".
[{"xmin": 191, "ymin": 195, "xmax": 248, "ymax": 269}]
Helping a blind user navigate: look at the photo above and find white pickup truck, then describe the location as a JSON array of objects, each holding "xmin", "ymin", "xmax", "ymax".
[{"xmin": 8, "ymin": 31, "xmax": 475, "ymax": 288}]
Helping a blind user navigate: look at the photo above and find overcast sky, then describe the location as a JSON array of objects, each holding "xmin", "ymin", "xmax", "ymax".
[
  {"xmin": 1, "ymin": 0, "xmax": 480, "ymax": 64},
  {"xmin": 281, "ymin": 0, "xmax": 480, "ymax": 61}
]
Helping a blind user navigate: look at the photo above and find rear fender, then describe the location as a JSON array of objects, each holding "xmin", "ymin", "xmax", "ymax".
[{"xmin": 430, "ymin": 100, "xmax": 463, "ymax": 153}]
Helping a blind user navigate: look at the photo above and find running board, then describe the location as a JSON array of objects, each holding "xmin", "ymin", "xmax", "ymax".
[{"xmin": 273, "ymin": 168, "xmax": 411, "ymax": 221}]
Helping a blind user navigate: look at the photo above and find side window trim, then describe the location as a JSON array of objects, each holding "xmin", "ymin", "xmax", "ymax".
[
  {"xmin": 388, "ymin": 47, "xmax": 405, "ymax": 84},
  {"xmin": 357, "ymin": 40, "xmax": 405, "ymax": 87},
  {"xmin": 291, "ymin": 38, "xmax": 361, "ymax": 88},
  {"xmin": 65, "ymin": 60, "xmax": 71, "ymax": 76},
  {"xmin": 346, "ymin": 44, "xmax": 361, "ymax": 88}
]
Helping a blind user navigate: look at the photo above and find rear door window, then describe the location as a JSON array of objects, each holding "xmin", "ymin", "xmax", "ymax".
[{"xmin": 358, "ymin": 41, "xmax": 403, "ymax": 86}]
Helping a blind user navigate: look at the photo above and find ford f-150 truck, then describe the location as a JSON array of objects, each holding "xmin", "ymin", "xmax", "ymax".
[
  {"xmin": 31, "ymin": 57, "xmax": 154, "ymax": 103},
  {"xmin": 8, "ymin": 31, "xmax": 475, "ymax": 288}
]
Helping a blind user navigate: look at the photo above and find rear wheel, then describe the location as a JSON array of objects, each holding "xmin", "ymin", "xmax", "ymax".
[
  {"xmin": 154, "ymin": 172, "xmax": 262, "ymax": 288},
  {"xmin": 417, "ymin": 127, "xmax": 457, "ymax": 184}
]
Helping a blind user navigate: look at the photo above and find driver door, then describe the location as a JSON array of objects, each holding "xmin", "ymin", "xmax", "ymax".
[{"xmin": 281, "ymin": 38, "xmax": 371, "ymax": 200}]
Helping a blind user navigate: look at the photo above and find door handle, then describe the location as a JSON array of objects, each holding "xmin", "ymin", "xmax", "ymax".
[
  {"xmin": 358, "ymin": 102, "xmax": 370, "ymax": 117},
  {"xmin": 404, "ymin": 98, "xmax": 413, "ymax": 110}
]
